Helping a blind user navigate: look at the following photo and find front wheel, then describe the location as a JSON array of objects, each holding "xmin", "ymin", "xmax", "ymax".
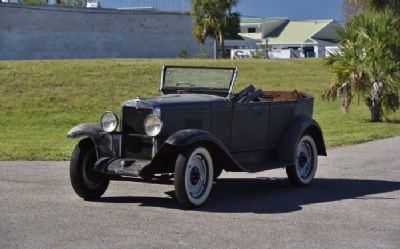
[
  {"xmin": 70, "ymin": 138, "xmax": 109, "ymax": 200},
  {"xmin": 174, "ymin": 146, "xmax": 214, "ymax": 209},
  {"xmin": 286, "ymin": 135, "xmax": 318, "ymax": 186}
]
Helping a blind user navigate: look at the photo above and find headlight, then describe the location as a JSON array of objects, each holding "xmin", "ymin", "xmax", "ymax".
[
  {"xmin": 100, "ymin": 111, "xmax": 118, "ymax": 133},
  {"xmin": 144, "ymin": 114, "xmax": 162, "ymax": 137}
]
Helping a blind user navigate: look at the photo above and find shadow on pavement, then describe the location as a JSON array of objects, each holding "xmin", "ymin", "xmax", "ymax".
[{"xmin": 95, "ymin": 178, "xmax": 400, "ymax": 213}]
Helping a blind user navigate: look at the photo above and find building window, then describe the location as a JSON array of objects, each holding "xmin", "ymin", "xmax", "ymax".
[{"xmin": 247, "ymin": 27, "xmax": 256, "ymax": 33}]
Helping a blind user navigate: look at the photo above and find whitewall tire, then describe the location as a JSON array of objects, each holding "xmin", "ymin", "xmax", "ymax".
[
  {"xmin": 174, "ymin": 146, "xmax": 214, "ymax": 208},
  {"xmin": 286, "ymin": 135, "xmax": 318, "ymax": 186}
]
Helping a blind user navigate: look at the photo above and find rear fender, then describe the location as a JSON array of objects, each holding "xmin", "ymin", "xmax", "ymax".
[{"xmin": 278, "ymin": 117, "xmax": 327, "ymax": 165}]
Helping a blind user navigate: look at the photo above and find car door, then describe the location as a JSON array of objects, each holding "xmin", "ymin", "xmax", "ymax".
[
  {"xmin": 211, "ymin": 101, "xmax": 233, "ymax": 146},
  {"xmin": 230, "ymin": 102, "xmax": 269, "ymax": 152}
]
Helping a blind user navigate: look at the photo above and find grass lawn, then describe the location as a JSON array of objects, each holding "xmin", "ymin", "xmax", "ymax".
[{"xmin": 0, "ymin": 58, "xmax": 399, "ymax": 160}]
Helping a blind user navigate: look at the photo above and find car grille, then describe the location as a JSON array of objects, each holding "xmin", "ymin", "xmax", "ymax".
[{"xmin": 121, "ymin": 107, "xmax": 153, "ymax": 159}]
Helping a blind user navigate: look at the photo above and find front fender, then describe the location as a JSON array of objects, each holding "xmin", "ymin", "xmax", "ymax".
[
  {"xmin": 278, "ymin": 116, "xmax": 327, "ymax": 165},
  {"xmin": 165, "ymin": 129, "xmax": 226, "ymax": 148},
  {"xmin": 67, "ymin": 123, "xmax": 103, "ymax": 143},
  {"xmin": 67, "ymin": 123, "xmax": 113, "ymax": 158},
  {"xmin": 158, "ymin": 129, "xmax": 244, "ymax": 172}
]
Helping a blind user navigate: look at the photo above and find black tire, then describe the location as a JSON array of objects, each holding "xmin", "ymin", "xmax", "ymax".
[
  {"xmin": 286, "ymin": 135, "xmax": 318, "ymax": 187},
  {"xmin": 70, "ymin": 138, "xmax": 109, "ymax": 200},
  {"xmin": 174, "ymin": 146, "xmax": 214, "ymax": 209}
]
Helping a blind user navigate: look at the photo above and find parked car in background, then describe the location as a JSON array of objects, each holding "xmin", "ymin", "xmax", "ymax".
[{"xmin": 67, "ymin": 65, "xmax": 327, "ymax": 209}]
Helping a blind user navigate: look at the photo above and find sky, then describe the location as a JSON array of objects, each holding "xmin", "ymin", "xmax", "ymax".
[
  {"xmin": 234, "ymin": 0, "xmax": 344, "ymax": 21},
  {"xmin": 77, "ymin": 0, "xmax": 345, "ymax": 21}
]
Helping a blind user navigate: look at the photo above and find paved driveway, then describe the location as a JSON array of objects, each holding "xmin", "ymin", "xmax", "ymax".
[{"xmin": 1, "ymin": 137, "xmax": 399, "ymax": 249}]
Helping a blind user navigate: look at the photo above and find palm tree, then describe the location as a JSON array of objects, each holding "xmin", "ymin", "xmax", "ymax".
[
  {"xmin": 364, "ymin": 0, "xmax": 400, "ymax": 13},
  {"xmin": 344, "ymin": 0, "xmax": 400, "ymax": 17},
  {"xmin": 323, "ymin": 11, "xmax": 400, "ymax": 121},
  {"xmin": 191, "ymin": 0, "xmax": 240, "ymax": 58}
]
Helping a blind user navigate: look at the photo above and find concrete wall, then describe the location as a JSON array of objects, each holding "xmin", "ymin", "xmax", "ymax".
[{"xmin": 0, "ymin": 4, "xmax": 213, "ymax": 60}]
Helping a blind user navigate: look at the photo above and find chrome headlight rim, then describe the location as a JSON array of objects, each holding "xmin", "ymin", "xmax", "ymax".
[
  {"xmin": 100, "ymin": 111, "xmax": 118, "ymax": 133},
  {"xmin": 143, "ymin": 114, "xmax": 163, "ymax": 137}
]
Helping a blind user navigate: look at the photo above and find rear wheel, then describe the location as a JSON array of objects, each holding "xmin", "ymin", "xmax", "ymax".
[
  {"xmin": 174, "ymin": 146, "xmax": 214, "ymax": 209},
  {"xmin": 70, "ymin": 138, "xmax": 109, "ymax": 200},
  {"xmin": 286, "ymin": 135, "xmax": 318, "ymax": 186}
]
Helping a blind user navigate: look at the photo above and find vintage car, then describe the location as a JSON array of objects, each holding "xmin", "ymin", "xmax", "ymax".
[{"xmin": 67, "ymin": 65, "xmax": 327, "ymax": 208}]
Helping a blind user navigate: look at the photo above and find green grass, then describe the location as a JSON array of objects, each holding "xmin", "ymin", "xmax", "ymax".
[{"xmin": 1, "ymin": 58, "xmax": 399, "ymax": 160}]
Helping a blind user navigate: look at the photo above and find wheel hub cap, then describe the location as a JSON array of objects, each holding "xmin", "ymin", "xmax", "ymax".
[
  {"xmin": 296, "ymin": 141, "xmax": 313, "ymax": 179},
  {"xmin": 190, "ymin": 167, "xmax": 200, "ymax": 185},
  {"xmin": 186, "ymin": 155, "xmax": 207, "ymax": 199}
]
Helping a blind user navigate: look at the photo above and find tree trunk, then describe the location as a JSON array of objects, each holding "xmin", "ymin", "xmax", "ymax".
[
  {"xmin": 370, "ymin": 98, "xmax": 381, "ymax": 122},
  {"xmin": 338, "ymin": 82, "xmax": 351, "ymax": 113},
  {"xmin": 369, "ymin": 82, "xmax": 383, "ymax": 122},
  {"xmin": 219, "ymin": 32, "xmax": 225, "ymax": 59}
]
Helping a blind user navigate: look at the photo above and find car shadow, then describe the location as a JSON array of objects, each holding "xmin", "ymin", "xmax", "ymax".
[{"xmin": 94, "ymin": 178, "xmax": 400, "ymax": 213}]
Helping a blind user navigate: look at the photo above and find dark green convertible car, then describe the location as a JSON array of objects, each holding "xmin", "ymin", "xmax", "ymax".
[{"xmin": 67, "ymin": 66, "xmax": 327, "ymax": 209}]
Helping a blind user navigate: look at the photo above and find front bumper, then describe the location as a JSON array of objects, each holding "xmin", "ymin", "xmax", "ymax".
[{"xmin": 94, "ymin": 157, "xmax": 151, "ymax": 178}]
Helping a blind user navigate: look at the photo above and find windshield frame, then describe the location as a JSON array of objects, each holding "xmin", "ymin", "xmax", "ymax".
[{"xmin": 159, "ymin": 65, "xmax": 238, "ymax": 97}]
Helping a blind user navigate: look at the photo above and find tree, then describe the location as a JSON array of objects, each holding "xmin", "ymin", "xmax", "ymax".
[
  {"xmin": 364, "ymin": 0, "xmax": 400, "ymax": 13},
  {"xmin": 342, "ymin": 0, "xmax": 368, "ymax": 20},
  {"xmin": 344, "ymin": 0, "xmax": 400, "ymax": 18},
  {"xmin": 323, "ymin": 10, "xmax": 400, "ymax": 122},
  {"xmin": 191, "ymin": 0, "xmax": 240, "ymax": 58}
]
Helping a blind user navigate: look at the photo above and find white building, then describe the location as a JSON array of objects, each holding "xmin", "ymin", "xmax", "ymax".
[{"xmin": 227, "ymin": 18, "xmax": 341, "ymax": 59}]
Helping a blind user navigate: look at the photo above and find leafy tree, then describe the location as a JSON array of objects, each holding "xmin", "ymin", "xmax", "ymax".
[
  {"xmin": 342, "ymin": 0, "xmax": 368, "ymax": 20},
  {"xmin": 191, "ymin": 0, "xmax": 240, "ymax": 58},
  {"xmin": 323, "ymin": 10, "xmax": 400, "ymax": 122},
  {"xmin": 365, "ymin": 0, "xmax": 400, "ymax": 13},
  {"xmin": 344, "ymin": 0, "xmax": 400, "ymax": 18}
]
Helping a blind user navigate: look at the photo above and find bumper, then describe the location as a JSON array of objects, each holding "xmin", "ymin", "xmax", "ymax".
[{"xmin": 94, "ymin": 157, "xmax": 151, "ymax": 178}]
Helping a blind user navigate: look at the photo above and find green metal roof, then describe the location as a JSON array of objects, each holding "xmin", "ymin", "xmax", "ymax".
[
  {"xmin": 238, "ymin": 18, "xmax": 341, "ymax": 45},
  {"xmin": 240, "ymin": 18, "xmax": 289, "ymax": 41},
  {"xmin": 266, "ymin": 20, "xmax": 334, "ymax": 45}
]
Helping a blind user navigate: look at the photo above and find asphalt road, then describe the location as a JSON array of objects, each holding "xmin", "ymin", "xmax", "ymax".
[{"xmin": 1, "ymin": 137, "xmax": 400, "ymax": 249}]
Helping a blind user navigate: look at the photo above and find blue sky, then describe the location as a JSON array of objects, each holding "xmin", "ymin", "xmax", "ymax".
[
  {"xmin": 100, "ymin": 0, "xmax": 344, "ymax": 21},
  {"xmin": 234, "ymin": 0, "xmax": 343, "ymax": 21}
]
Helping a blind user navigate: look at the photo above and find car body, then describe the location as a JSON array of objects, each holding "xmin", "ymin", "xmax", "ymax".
[{"xmin": 67, "ymin": 65, "xmax": 327, "ymax": 208}]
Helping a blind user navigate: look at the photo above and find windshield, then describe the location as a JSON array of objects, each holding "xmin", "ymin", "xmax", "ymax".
[{"xmin": 161, "ymin": 66, "xmax": 237, "ymax": 97}]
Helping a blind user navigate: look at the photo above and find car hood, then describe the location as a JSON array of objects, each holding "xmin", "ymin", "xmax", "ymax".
[{"xmin": 123, "ymin": 94, "xmax": 228, "ymax": 109}]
